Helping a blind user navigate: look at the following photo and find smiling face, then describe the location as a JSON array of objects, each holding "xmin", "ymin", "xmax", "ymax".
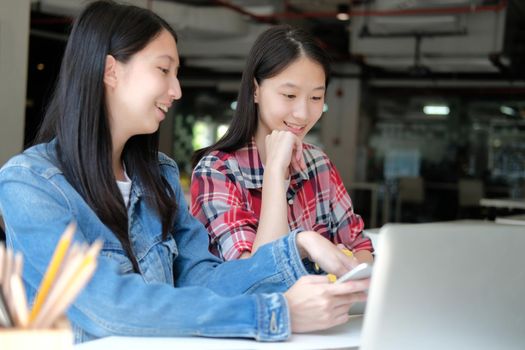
[
  {"xmin": 254, "ymin": 56, "xmax": 326, "ymax": 142},
  {"xmin": 104, "ymin": 29, "xmax": 181, "ymax": 146}
]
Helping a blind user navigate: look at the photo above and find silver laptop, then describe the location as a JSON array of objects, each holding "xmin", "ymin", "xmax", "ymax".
[{"xmin": 360, "ymin": 221, "xmax": 525, "ymax": 350}]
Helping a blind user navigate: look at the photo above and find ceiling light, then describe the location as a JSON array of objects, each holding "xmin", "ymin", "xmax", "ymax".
[
  {"xmin": 337, "ymin": 4, "xmax": 350, "ymax": 21},
  {"xmin": 500, "ymin": 105, "xmax": 516, "ymax": 116},
  {"xmin": 423, "ymin": 105, "xmax": 449, "ymax": 116}
]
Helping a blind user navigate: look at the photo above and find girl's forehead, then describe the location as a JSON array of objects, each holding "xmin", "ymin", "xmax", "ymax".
[
  {"xmin": 136, "ymin": 30, "xmax": 179, "ymax": 61},
  {"xmin": 264, "ymin": 57, "xmax": 326, "ymax": 87}
]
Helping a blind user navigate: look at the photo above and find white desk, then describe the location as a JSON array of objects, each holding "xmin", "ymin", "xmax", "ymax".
[
  {"xmin": 74, "ymin": 316, "xmax": 362, "ymax": 350},
  {"xmin": 495, "ymin": 214, "xmax": 525, "ymax": 225},
  {"xmin": 479, "ymin": 198, "xmax": 525, "ymax": 210}
]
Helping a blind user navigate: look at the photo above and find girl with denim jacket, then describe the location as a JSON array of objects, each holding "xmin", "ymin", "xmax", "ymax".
[{"xmin": 0, "ymin": 0, "xmax": 368, "ymax": 343}]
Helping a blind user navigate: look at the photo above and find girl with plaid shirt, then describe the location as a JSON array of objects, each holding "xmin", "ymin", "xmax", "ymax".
[{"xmin": 192, "ymin": 26, "xmax": 373, "ymax": 264}]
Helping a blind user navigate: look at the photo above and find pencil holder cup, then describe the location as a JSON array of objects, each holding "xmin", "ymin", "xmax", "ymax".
[{"xmin": 0, "ymin": 317, "xmax": 72, "ymax": 350}]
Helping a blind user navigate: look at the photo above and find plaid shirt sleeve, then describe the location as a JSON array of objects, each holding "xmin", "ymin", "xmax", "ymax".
[
  {"xmin": 327, "ymin": 159, "xmax": 374, "ymax": 253},
  {"xmin": 191, "ymin": 155, "xmax": 259, "ymax": 260}
]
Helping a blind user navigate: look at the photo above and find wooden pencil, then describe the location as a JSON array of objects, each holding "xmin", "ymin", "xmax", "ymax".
[
  {"xmin": 29, "ymin": 222, "xmax": 76, "ymax": 323},
  {"xmin": 9, "ymin": 274, "xmax": 29, "ymax": 328},
  {"xmin": 35, "ymin": 260, "xmax": 97, "ymax": 329},
  {"xmin": 0, "ymin": 288, "xmax": 13, "ymax": 327},
  {"xmin": 29, "ymin": 246, "xmax": 85, "ymax": 328},
  {"xmin": 31, "ymin": 240, "xmax": 102, "ymax": 329}
]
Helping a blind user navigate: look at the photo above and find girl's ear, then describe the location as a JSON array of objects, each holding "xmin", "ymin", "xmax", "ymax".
[
  {"xmin": 253, "ymin": 78, "xmax": 260, "ymax": 104},
  {"xmin": 103, "ymin": 55, "xmax": 118, "ymax": 88}
]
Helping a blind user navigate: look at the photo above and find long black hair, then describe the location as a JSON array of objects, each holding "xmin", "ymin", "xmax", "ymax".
[
  {"xmin": 192, "ymin": 24, "xmax": 331, "ymax": 167},
  {"xmin": 36, "ymin": 0, "xmax": 178, "ymax": 272}
]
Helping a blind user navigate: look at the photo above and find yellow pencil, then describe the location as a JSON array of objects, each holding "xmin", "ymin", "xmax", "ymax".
[
  {"xmin": 29, "ymin": 222, "xmax": 76, "ymax": 322},
  {"xmin": 29, "ymin": 245, "xmax": 85, "ymax": 328},
  {"xmin": 31, "ymin": 240, "xmax": 102, "ymax": 329},
  {"xmin": 38, "ymin": 260, "xmax": 97, "ymax": 329}
]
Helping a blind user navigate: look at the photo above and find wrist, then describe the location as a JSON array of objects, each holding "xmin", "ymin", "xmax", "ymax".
[
  {"xmin": 264, "ymin": 163, "xmax": 287, "ymax": 180},
  {"xmin": 263, "ymin": 171, "xmax": 289, "ymax": 193},
  {"xmin": 295, "ymin": 231, "xmax": 315, "ymax": 259}
]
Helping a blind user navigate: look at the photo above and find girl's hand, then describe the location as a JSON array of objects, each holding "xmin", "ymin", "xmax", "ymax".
[
  {"xmin": 264, "ymin": 130, "xmax": 306, "ymax": 178},
  {"xmin": 285, "ymin": 275, "xmax": 369, "ymax": 332},
  {"xmin": 296, "ymin": 231, "xmax": 359, "ymax": 277}
]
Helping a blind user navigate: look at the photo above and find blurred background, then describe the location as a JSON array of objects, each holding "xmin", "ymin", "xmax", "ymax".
[{"xmin": 1, "ymin": 0, "xmax": 524, "ymax": 230}]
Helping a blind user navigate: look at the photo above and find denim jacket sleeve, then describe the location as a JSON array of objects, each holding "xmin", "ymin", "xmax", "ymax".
[
  {"xmin": 0, "ymin": 157, "xmax": 309, "ymax": 342},
  {"xmin": 164, "ymin": 158, "xmax": 308, "ymax": 295}
]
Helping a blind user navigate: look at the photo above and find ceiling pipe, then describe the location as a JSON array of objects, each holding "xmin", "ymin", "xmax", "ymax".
[
  {"xmin": 212, "ymin": 0, "xmax": 277, "ymax": 24},
  {"xmin": 213, "ymin": 0, "xmax": 507, "ymax": 22},
  {"xmin": 32, "ymin": 1, "xmax": 506, "ymax": 25}
]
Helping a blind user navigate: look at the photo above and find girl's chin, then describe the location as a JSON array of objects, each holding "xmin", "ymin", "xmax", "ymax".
[{"xmin": 155, "ymin": 107, "xmax": 166, "ymax": 121}]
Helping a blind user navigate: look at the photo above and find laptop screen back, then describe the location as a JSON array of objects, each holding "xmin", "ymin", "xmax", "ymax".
[{"xmin": 360, "ymin": 221, "xmax": 525, "ymax": 350}]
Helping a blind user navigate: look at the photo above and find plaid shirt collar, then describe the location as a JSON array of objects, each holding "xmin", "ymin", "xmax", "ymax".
[{"xmin": 234, "ymin": 139, "xmax": 310, "ymax": 190}]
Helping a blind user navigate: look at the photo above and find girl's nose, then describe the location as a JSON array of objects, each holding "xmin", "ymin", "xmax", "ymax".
[
  {"xmin": 292, "ymin": 99, "xmax": 309, "ymax": 121},
  {"xmin": 169, "ymin": 78, "xmax": 182, "ymax": 101}
]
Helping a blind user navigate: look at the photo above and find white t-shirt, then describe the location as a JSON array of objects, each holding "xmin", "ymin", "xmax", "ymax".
[{"xmin": 116, "ymin": 170, "xmax": 132, "ymax": 208}]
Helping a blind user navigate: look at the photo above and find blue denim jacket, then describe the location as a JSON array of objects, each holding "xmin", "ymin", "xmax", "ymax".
[{"xmin": 0, "ymin": 141, "xmax": 311, "ymax": 343}]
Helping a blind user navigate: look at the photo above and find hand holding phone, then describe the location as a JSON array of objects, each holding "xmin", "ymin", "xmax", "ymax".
[{"xmin": 335, "ymin": 263, "xmax": 372, "ymax": 284}]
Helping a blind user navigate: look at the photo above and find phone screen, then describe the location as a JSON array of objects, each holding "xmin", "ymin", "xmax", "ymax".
[{"xmin": 335, "ymin": 263, "xmax": 372, "ymax": 284}]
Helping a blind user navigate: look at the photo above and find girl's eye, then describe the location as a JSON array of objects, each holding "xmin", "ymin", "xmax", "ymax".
[
  {"xmin": 159, "ymin": 67, "xmax": 169, "ymax": 74},
  {"xmin": 312, "ymin": 96, "xmax": 323, "ymax": 101},
  {"xmin": 283, "ymin": 94, "xmax": 296, "ymax": 99}
]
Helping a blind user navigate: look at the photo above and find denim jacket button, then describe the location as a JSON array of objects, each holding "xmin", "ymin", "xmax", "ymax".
[{"xmin": 270, "ymin": 311, "xmax": 278, "ymax": 333}]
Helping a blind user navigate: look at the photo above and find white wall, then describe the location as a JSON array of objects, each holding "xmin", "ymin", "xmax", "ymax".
[{"xmin": 0, "ymin": 0, "xmax": 30, "ymax": 166}]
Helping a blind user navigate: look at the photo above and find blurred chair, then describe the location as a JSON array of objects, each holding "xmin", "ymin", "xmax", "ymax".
[
  {"xmin": 395, "ymin": 176, "xmax": 424, "ymax": 222},
  {"xmin": 457, "ymin": 179, "xmax": 484, "ymax": 218}
]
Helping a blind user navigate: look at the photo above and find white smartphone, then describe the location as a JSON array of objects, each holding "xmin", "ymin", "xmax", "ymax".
[{"xmin": 335, "ymin": 263, "xmax": 373, "ymax": 284}]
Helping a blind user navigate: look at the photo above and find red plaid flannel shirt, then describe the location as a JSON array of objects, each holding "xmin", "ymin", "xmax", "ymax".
[{"xmin": 191, "ymin": 140, "xmax": 373, "ymax": 260}]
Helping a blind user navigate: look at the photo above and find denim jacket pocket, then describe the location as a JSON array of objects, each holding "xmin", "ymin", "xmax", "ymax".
[
  {"xmin": 159, "ymin": 237, "xmax": 178, "ymax": 284},
  {"xmin": 99, "ymin": 245, "xmax": 134, "ymax": 274},
  {"xmin": 161, "ymin": 237, "xmax": 179, "ymax": 260},
  {"xmin": 136, "ymin": 236, "xmax": 179, "ymax": 284}
]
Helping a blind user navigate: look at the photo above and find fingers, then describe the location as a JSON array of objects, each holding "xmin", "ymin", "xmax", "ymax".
[
  {"xmin": 331, "ymin": 312, "xmax": 350, "ymax": 327},
  {"xmin": 325, "ymin": 248, "xmax": 357, "ymax": 277},
  {"xmin": 287, "ymin": 275, "xmax": 369, "ymax": 333},
  {"xmin": 298, "ymin": 274, "xmax": 332, "ymax": 284},
  {"xmin": 290, "ymin": 155, "xmax": 301, "ymax": 174},
  {"xmin": 298, "ymin": 232, "xmax": 357, "ymax": 277},
  {"xmin": 329, "ymin": 278, "xmax": 371, "ymax": 296},
  {"xmin": 293, "ymin": 138, "xmax": 306, "ymax": 171},
  {"xmin": 333, "ymin": 244, "xmax": 359, "ymax": 271},
  {"xmin": 330, "ymin": 292, "xmax": 367, "ymax": 312},
  {"xmin": 297, "ymin": 275, "xmax": 370, "ymax": 295},
  {"xmin": 335, "ymin": 251, "xmax": 359, "ymax": 273},
  {"xmin": 265, "ymin": 130, "xmax": 305, "ymax": 174}
]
